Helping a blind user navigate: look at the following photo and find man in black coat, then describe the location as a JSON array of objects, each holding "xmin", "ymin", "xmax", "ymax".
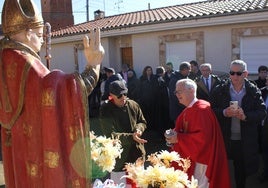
[
  {"xmin": 163, "ymin": 62, "xmax": 174, "ymax": 86},
  {"xmin": 101, "ymin": 67, "xmax": 125, "ymax": 101},
  {"xmin": 255, "ymin": 65, "xmax": 268, "ymax": 98},
  {"xmin": 168, "ymin": 61, "xmax": 191, "ymax": 125},
  {"xmin": 195, "ymin": 63, "xmax": 221, "ymax": 102},
  {"xmin": 100, "ymin": 80, "xmax": 147, "ymax": 171},
  {"xmin": 254, "ymin": 65, "xmax": 268, "ymax": 159},
  {"xmin": 210, "ymin": 60, "xmax": 266, "ymax": 188},
  {"xmin": 188, "ymin": 60, "xmax": 201, "ymax": 80}
]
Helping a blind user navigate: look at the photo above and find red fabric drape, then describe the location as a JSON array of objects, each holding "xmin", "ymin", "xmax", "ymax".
[{"xmin": 0, "ymin": 49, "xmax": 91, "ymax": 187}]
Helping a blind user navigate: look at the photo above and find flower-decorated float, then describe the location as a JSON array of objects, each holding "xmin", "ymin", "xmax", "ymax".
[
  {"xmin": 123, "ymin": 150, "xmax": 198, "ymax": 188},
  {"xmin": 90, "ymin": 132, "xmax": 198, "ymax": 188}
]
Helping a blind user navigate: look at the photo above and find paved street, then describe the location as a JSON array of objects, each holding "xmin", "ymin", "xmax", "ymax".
[
  {"xmin": 0, "ymin": 161, "xmax": 4, "ymax": 187},
  {"xmin": 0, "ymin": 130, "xmax": 267, "ymax": 187}
]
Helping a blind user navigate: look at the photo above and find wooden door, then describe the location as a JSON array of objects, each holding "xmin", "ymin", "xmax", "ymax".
[{"xmin": 121, "ymin": 47, "xmax": 133, "ymax": 68}]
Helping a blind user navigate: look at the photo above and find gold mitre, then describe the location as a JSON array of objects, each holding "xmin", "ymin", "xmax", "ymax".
[{"xmin": 1, "ymin": 0, "xmax": 44, "ymax": 36}]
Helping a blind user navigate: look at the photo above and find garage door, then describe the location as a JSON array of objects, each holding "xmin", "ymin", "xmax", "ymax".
[
  {"xmin": 166, "ymin": 40, "xmax": 196, "ymax": 69},
  {"xmin": 240, "ymin": 36, "xmax": 268, "ymax": 74}
]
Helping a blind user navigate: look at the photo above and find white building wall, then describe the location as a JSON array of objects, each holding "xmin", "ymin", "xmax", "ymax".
[
  {"xmin": 108, "ymin": 38, "xmax": 121, "ymax": 71},
  {"xmin": 40, "ymin": 37, "xmax": 110, "ymax": 73},
  {"xmin": 132, "ymin": 33, "xmax": 160, "ymax": 77},
  {"xmin": 100, "ymin": 37, "xmax": 110, "ymax": 69},
  {"xmin": 40, "ymin": 42, "xmax": 78, "ymax": 73},
  {"xmin": 43, "ymin": 21, "xmax": 268, "ymax": 77},
  {"xmin": 131, "ymin": 26, "xmax": 232, "ymax": 76},
  {"xmin": 204, "ymin": 26, "xmax": 232, "ymax": 72}
]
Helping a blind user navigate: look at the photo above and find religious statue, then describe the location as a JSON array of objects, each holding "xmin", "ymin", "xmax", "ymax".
[{"xmin": 0, "ymin": 0, "xmax": 104, "ymax": 187}]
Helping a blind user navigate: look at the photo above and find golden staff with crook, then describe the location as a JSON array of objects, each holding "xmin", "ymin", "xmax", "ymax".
[{"xmin": 44, "ymin": 22, "xmax": 52, "ymax": 69}]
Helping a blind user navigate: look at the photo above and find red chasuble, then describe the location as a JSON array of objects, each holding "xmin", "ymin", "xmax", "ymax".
[
  {"xmin": 172, "ymin": 100, "xmax": 231, "ymax": 188},
  {"xmin": 0, "ymin": 45, "xmax": 91, "ymax": 187}
]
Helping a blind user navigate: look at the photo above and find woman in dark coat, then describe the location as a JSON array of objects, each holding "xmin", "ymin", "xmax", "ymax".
[
  {"xmin": 154, "ymin": 66, "xmax": 173, "ymax": 134},
  {"xmin": 126, "ymin": 70, "xmax": 141, "ymax": 103},
  {"xmin": 139, "ymin": 66, "xmax": 157, "ymax": 130}
]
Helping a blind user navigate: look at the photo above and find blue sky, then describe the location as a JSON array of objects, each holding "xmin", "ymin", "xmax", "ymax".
[{"xmin": 0, "ymin": 0, "xmax": 203, "ymax": 24}]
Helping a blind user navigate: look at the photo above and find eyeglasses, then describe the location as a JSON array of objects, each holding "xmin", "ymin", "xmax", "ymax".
[
  {"xmin": 174, "ymin": 90, "xmax": 183, "ymax": 95},
  {"xmin": 117, "ymin": 93, "xmax": 127, "ymax": 99},
  {"xmin": 229, "ymin": 71, "xmax": 244, "ymax": 76}
]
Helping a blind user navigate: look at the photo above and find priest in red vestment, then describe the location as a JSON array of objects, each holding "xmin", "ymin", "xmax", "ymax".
[
  {"xmin": 0, "ymin": 0, "xmax": 104, "ymax": 187},
  {"xmin": 166, "ymin": 79, "xmax": 231, "ymax": 188}
]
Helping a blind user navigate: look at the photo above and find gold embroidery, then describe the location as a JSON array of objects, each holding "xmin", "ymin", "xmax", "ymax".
[
  {"xmin": 44, "ymin": 151, "xmax": 60, "ymax": 168},
  {"xmin": 26, "ymin": 161, "xmax": 39, "ymax": 177},
  {"xmin": 42, "ymin": 88, "xmax": 55, "ymax": 106},
  {"xmin": 0, "ymin": 62, "xmax": 14, "ymax": 113},
  {"xmin": 23, "ymin": 123, "xmax": 32, "ymax": 138},
  {"xmin": 72, "ymin": 179, "xmax": 81, "ymax": 188},
  {"xmin": 5, "ymin": 130, "xmax": 12, "ymax": 146},
  {"xmin": 6, "ymin": 62, "xmax": 17, "ymax": 79},
  {"xmin": 69, "ymin": 126, "xmax": 81, "ymax": 141}
]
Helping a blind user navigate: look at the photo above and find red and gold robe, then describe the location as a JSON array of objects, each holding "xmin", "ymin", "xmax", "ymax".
[
  {"xmin": 0, "ymin": 39, "xmax": 93, "ymax": 187},
  {"xmin": 172, "ymin": 100, "xmax": 231, "ymax": 188}
]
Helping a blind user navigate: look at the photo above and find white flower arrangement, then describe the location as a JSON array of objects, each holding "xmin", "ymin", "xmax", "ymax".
[
  {"xmin": 124, "ymin": 150, "xmax": 198, "ymax": 188},
  {"xmin": 93, "ymin": 179, "xmax": 125, "ymax": 188},
  {"xmin": 90, "ymin": 131, "xmax": 123, "ymax": 173}
]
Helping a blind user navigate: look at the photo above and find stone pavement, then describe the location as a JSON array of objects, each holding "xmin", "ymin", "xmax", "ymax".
[
  {"xmin": 0, "ymin": 130, "xmax": 267, "ymax": 187},
  {"xmin": 0, "ymin": 161, "xmax": 4, "ymax": 187}
]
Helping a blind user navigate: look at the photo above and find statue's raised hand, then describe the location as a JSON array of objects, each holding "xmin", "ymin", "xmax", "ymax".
[{"xmin": 83, "ymin": 28, "xmax": 105, "ymax": 66}]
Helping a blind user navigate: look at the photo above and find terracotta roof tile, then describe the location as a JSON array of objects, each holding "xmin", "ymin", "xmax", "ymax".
[{"xmin": 52, "ymin": 0, "xmax": 268, "ymax": 37}]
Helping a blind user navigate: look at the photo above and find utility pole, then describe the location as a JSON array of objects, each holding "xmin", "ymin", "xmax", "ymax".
[
  {"xmin": 103, "ymin": 0, "xmax": 106, "ymax": 13},
  {"xmin": 86, "ymin": 0, "xmax": 89, "ymax": 21},
  {"xmin": 114, "ymin": 0, "xmax": 123, "ymax": 13}
]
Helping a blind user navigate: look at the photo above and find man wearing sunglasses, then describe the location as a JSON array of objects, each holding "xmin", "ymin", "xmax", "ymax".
[
  {"xmin": 211, "ymin": 60, "xmax": 266, "ymax": 188},
  {"xmin": 99, "ymin": 80, "xmax": 147, "ymax": 186}
]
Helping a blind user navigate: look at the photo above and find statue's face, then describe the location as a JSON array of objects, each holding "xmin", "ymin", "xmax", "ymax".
[{"xmin": 27, "ymin": 27, "xmax": 44, "ymax": 52}]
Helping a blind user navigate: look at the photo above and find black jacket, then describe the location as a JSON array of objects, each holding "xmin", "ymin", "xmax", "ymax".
[
  {"xmin": 168, "ymin": 71, "xmax": 188, "ymax": 122},
  {"xmin": 99, "ymin": 99, "xmax": 147, "ymax": 171},
  {"xmin": 101, "ymin": 73, "xmax": 124, "ymax": 100},
  {"xmin": 195, "ymin": 74, "xmax": 222, "ymax": 102},
  {"xmin": 210, "ymin": 79, "xmax": 266, "ymax": 176}
]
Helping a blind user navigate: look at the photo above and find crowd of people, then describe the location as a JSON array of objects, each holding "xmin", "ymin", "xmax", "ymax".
[{"xmin": 88, "ymin": 61, "xmax": 268, "ymax": 188}]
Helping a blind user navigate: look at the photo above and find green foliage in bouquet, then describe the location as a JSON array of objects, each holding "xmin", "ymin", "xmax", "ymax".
[
  {"xmin": 90, "ymin": 132, "xmax": 123, "ymax": 179},
  {"xmin": 92, "ymin": 160, "xmax": 108, "ymax": 179}
]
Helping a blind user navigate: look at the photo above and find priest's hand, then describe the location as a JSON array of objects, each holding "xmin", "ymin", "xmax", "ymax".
[
  {"xmin": 133, "ymin": 129, "xmax": 147, "ymax": 144},
  {"xmin": 83, "ymin": 28, "xmax": 105, "ymax": 66},
  {"xmin": 165, "ymin": 134, "xmax": 178, "ymax": 144}
]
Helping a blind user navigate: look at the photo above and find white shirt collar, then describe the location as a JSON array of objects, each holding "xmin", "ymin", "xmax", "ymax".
[
  {"xmin": 230, "ymin": 82, "xmax": 246, "ymax": 94},
  {"xmin": 203, "ymin": 75, "xmax": 211, "ymax": 80},
  {"xmin": 188, "ymin": 97, "xmax": 198, "ymax": 107}
]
